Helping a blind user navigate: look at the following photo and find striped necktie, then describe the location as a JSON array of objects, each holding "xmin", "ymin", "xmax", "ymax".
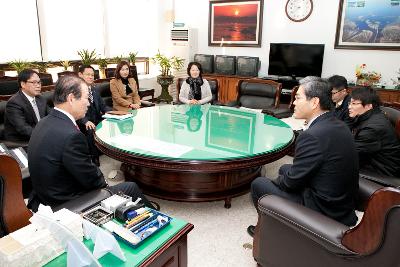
[{"xmin": 88, "ymin": 87, "xmax": 94, "ymax": 104}]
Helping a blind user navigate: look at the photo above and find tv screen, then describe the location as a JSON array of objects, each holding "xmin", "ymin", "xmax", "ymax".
[
  {"xmin": 214, "ymin": 55, "xmax": 236, "ymax": 75},
  {"xmin": 194, "ymin": 54, "xmax": 214, "ymax": 74},
  {"xmin": 236, "ymin": 56, "xmax": 259, "ymax": 77},
  {"xmin": 268, "ymin": 43, "xmax": 325, "ymax": 78}
]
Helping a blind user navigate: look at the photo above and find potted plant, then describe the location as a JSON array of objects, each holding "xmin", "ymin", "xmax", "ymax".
[
  {"xmin": 33, "ymin": 61, "xmax": 52, "ymax": 73},
  {"xmin": 60, "ymin": 60, "xmax": 70, "ymax": 71},
  {"xmin": 128, "ymin": 52, "xmax": 138, "ymax": 65},
  {"xmin": 97, "ymin": 58, "xmax": 108, "ymax": 79},
  {"xmin": 77, "ymin": 49, "xmax": 97, "ymax": 65},
  {"xmin": 152, "ymin": 51, "xmax": 184, "ymax": 103},
  {"xmin": 8, "ymin": 60, "xmax": 32, "ymax": 74}
]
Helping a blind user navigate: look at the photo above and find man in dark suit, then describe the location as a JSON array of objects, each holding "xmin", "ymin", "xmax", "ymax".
[
  {"xmin": 4, "ymin": 69, "xmax": 50, "ymax": 142},
  {"xmin": 77, "ymin": 65, "xmax": 111, "ymax": 165},
  {"xmin": 248, "ymin": 77, "xmax": 359, "ymax": 237},
  {"xmin": 28, "ymin": 75, "xmax": 155, "ymax": 210},
  {"xmin": 328, "ymin": 75, "xmax": 354, "ymax": 128}
]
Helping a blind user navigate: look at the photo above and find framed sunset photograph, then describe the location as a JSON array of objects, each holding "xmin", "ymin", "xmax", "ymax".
[
  {"xmin": 334, "ymin": 0, "xmax": 400, "ymax": 50},
  {"xmin": 209, "ymin": 0, "xmax": 264, "ymax": 47}
]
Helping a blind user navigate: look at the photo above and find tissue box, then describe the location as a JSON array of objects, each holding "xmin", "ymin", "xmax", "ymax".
[{"xmin": 0, "ymin": 209, "xmax": 83, "ymax": 267}]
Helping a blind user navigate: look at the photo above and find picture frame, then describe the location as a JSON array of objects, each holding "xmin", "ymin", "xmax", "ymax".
[
  {"xmin": 208, "ymin": 0, "xmax": 264, "ymax": 47},
  {"xmin": 334, "ymin": 0, "xmax": 400, "ymax": 51}
]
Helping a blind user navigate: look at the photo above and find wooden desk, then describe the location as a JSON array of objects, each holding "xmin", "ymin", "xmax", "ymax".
[{"xmin": 45, "ymin": 219, "xmax": 193, "ymax": 267}]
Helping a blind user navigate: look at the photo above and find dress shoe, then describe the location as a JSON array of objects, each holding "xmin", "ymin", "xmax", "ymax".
[
  {"xmin": 150, "ymin": 200, "xmax": 161, "ymax": 211},
  {"xmin": 247, "ymin": 225, "xmax": 255, "ymax": 237}
]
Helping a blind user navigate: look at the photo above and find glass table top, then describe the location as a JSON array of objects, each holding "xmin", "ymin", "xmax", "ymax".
[{"xmin": 96, "ymin": 104, "xmax": 294, "ymax": 161}]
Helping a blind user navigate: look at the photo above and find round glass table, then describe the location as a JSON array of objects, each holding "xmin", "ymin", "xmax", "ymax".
[{"xmin": 95, "ymin": 104, "xmax": 294, "ymax": 208}]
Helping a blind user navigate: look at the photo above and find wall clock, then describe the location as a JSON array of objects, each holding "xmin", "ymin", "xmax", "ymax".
[{"xmin": 285, "ymin": 0, "xmax": 313, "ymax": 22}]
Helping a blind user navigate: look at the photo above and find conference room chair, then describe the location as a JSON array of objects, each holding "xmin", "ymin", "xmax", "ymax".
[
  {"xmin": 57, "ymin": 71, "xmax": 77, "ymax": 78},
  {"xmin": 0, "ymin": 154, "xmax": 113, "ymax": 237},
  {"xmin": 358, "ymin": 105, "xmax": 400, "ymax": 188},
  {"xmin": 263, "ymin": 85, "xmax": 299, "ymax": 119},
  {"xmin": 253, "ymin": 177, "xmax": 400, "ymax": 267},
  {"xmin": 229, "ymin": 79, "xmax": 282, "ymax": 112},
  {"xmin": 0, "ymin": 79, "xmax": 19, "ymax": 96},
  {"xmin": 175, "ymin": 77, "xmax": 219, "ymax": 105},
  {"xmin": 38, "ymin": 72, "xmax": 53, "ymax": 86}
]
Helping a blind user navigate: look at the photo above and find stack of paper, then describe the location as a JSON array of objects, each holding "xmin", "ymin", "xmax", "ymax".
[{"xmin": 102, "ymin": 113, "xmax": 133, "ymax": 120}]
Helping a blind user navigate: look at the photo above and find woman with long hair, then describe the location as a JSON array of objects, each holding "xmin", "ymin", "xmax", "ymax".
[{"xmin": 110, "ymin": 60, "xmax": 141, "ymax": 111}]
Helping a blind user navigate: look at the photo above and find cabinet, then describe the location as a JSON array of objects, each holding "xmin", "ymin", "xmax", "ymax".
[
  {"xmin": 348, "ymin": 86, "xmax": 400, "ymax": 104},
  {"xmin": 203, "ymin": 74, "xmax": 258, "ymax": 103}
]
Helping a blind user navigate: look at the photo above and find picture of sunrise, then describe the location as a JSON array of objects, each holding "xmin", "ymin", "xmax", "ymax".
[{"xmin": 209, "ymin": 0, "xmax": 262, "ymax": 46}]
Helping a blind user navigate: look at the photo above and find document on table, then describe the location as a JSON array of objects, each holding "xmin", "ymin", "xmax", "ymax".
[
  {"xmin": 111, "ymin": 136, "xmax": 193, "ymax": 158},
  {"xmin": 280, "ymin": 117, "xmax": 306, "ymax": 131}
]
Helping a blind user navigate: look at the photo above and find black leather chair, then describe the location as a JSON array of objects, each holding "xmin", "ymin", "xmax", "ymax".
[
  {"xmin": 253, "ymin": 177, "xmax": 400, "ymax": 267},
  {"xmin": 358, "ymin": 105, "xmax": 400, "ymax": 187},
  {"xmin": 263, "ymin": 85, "xmax": 299, "ymax": 119},
  {"xmin": 0, "ymin": 79, "xmax": 19, "ymax": 95},
  {"xmin": 38, "ymin": 73, "xmax": 53, "ymax": 86},
  {"xmin": 229, "ymin": 79, "xmax": 281, "ymax": 110},
  {"xmin": 176, "ymin": 77, "xmax": 219, "ymax": 105},
  {"xmin": 57, "ymin": 71, "xmax": 77, "ymax": 78}
]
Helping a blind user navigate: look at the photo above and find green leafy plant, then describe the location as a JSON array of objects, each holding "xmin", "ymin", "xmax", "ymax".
[
  {"xmin": 128, "ymin": 52, "xmax": 138, "ymax": 65},
  {"xmin": 97, "ymin": 58, "xmax": 108, "ymax": 69},
  {"xmin": 8, "ymin": 60, "xmax": 32, "ymax": 74},
  {"xmin": 60, "ymin": 60, "xmax": 70, "ymax": 70},
  {"xmin": 152, "ymin": 51, "xmax": 184, "ymax": 77},
  {"xmin": 111, "ymin": 55, "xmax": 126, "ymax": 64},
  {"xmin": 77, "ymin": 49, "xmax": 97, "ymax": 65},
  {"xmin": 33, "ymin": 61, "xmax": 52, "ymax": 73}
]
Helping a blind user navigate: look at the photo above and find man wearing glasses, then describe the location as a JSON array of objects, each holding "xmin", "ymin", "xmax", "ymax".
[
  {"xmin": 349, "ymin": 87, "xmax": 400, "ymax": 177},
  {"xmin": 4, "ymin": 69, "xmax": 50, "ymax": 142},
  {"xmin": 328, "ymin": 75, "xmax": 354, "ymax": 128}
]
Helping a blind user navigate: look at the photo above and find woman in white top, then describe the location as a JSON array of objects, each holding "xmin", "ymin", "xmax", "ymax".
[{"xmin": 179, "ymin": 62, "xmax": 212, "ymax": 105}]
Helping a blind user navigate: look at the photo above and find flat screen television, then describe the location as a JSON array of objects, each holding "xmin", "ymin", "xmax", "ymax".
[
  {"xmin": 268, "ymin": 43, "xmax": 325, "ymax": 78},
  {"xmin": 194, "ymin": 54, "xmax": 214, "ymax": 74},
  {"xmin": 214, "ymin": 55, "xmax": 236, "ymax": 75},
  {"xmin": 236, "ymin": 56, "xmax": 260, "ymax": 77}
]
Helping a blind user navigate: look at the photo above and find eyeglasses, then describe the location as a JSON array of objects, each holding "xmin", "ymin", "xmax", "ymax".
[
  {"xmin": 26, "ymin": 80, "xmax": 42, "ymax": 85},
  {"xmin": 349, "ymin": 101, "xmax": 363, "ymax": 106},
  {"xmin": 331, "ymin": 89, "xmax": 345, "ymax": 95}
]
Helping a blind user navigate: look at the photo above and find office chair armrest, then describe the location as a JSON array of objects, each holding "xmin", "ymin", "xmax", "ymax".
[
  {"xmin": 357, "ymin": 176, "xmax": 384, "ymax": 211},
  {"xmin": 225, "ymin": 101, "xmax": 239, "ymax": 107},
  {"xmin": 359, "ymin": 168, "xmax": 400, "ymax": 188},
  {"xmin": 257, "ymin": 195, "xmax": 353, "ymax": 254},
  {"xmin": 140, "ymin": 100, "xmax": 155, "ymax": 107}
]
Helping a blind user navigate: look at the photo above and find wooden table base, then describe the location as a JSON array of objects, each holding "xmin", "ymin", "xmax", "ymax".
[{"xmin": 122, "ymin": 163, "xmax": 261, "ymax": 208}]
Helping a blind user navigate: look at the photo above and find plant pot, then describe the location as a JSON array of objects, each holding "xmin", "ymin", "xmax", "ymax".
[
  {"xmin": 156, "ymin": 75, "xmax": 174, "ymax": 103},
  {"xmin": 99, "ymin": 68, "xmax": 106, "ymax": 79}
]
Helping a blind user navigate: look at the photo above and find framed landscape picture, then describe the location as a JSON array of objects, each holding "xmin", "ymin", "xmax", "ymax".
[
  {"xmin": 334, "ymin": 0, "xmax": 400, "ymax": 50},
  {"xmin": 208, "ymin": 0, "xmax": 263, "ymax": 47}
]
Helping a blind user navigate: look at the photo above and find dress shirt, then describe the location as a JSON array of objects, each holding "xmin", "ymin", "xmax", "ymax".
[{"xmin": 54, "ymin": 107, "xmax": 78, "ymax": 127}]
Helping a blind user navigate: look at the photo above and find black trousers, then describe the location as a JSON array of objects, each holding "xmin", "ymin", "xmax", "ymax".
[
  {"xmin": 108, "ymin": 182, "xmax": 155, "ymax": 209},
  {"xmin": 83, "ymin": 129, "xmax": 100, "ymax": 161},
  {"xmin": 251, "ymin": 176, "xmax": 303, "ymax": 209}
]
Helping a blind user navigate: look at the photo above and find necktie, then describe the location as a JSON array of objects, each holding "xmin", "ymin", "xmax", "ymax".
[
  {"xmin": 32, "ymin": 99, "xmax": 41, "ymax": 122},
  {"xmin": 88, "ymin": 87, "xmax": 94, "ymax": 104}
]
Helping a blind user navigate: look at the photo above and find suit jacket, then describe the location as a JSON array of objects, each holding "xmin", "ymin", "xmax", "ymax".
[
  {"xmin": 275, "ymin": 112, "xmax": 359, "ymax": 226},
  {"xmin": 110, "ymin": 78, "xmax": 140, "ymax": 111},
  {"xmin": 28, "ymin": 109, "xmax": 107, "ymax": 207},
  {"xmin": 78, "ymin": 84, "xmax": 112, "ymax": 126},
  {"xmin": 333, "ymin": 94, "xmax": 354, "ymax": 128},
  {"xmin": 4, "ymin": 90, "xmax": 50, "ymax": 141},
  {"xmin": 352, "ymin": 108, "xmax": 400, "ymax": 177}
]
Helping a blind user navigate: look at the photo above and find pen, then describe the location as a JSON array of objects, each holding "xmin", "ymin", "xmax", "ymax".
[
  {"xmin": 128, "ymin": 214, "xmax": 156, "ymax": 232},
  {"xmin": 124, "ymin": 210, "xmax": 150, "ymax": 225},
  {"xmin": 133, "ymin": 218, "xmax": 159, "ymax": 235},
  {"xmin": 125, "ymin": 212, "xmax": 152, "ymax": 228}
]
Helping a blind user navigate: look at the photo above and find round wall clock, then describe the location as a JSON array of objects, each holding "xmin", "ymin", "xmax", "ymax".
[{"xmin": 285, "ymin": 0, "xmax": 313, "ymax": 22}]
